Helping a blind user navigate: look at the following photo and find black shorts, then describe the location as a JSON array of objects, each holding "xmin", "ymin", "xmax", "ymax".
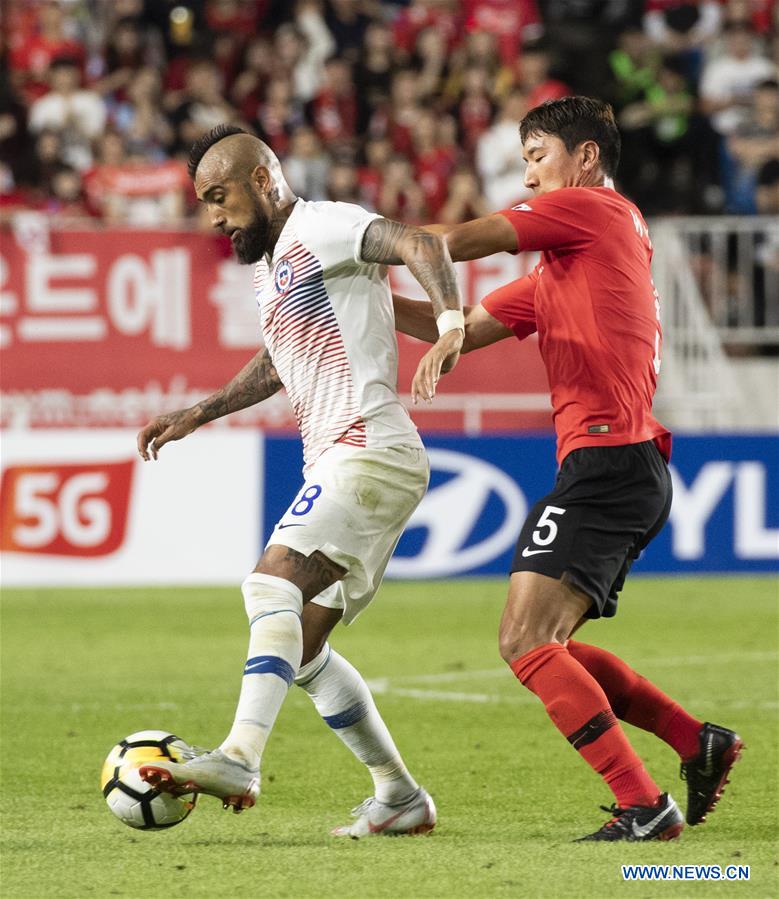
[{"xmin": 510, "ymin": 441, "xmax": 672, "ymax": 618}]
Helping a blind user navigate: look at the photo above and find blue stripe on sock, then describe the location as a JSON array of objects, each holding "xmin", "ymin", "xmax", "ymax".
[
  {"xmin": 243, "ymin": 655, "xmax": 295, "ymax": 685},
  {"xmin": 323, "ymin": 701, "xmax": 369, "ymax": 730}
]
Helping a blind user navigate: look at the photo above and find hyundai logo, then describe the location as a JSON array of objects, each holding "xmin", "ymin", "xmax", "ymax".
[{"xmin": 387, "ymin": 448, "xmax": 526, "ymax": 577}]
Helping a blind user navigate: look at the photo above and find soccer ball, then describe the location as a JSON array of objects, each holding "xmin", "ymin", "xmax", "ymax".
[{"xmin": 101, "ymin": 730, "xmax": 197, "ymax": 830}]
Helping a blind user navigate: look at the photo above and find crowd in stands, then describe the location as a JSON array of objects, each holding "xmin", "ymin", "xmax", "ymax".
[{"xmin": 1, "ymin": 0, "xmax": 778, "ymax": 226}]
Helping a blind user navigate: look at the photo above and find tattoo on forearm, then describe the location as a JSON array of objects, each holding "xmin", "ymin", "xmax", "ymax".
[
  {"xmin": 362, "ymin": 219, "xmax": 461, "ymax": 319},
  {"xmin": 195, "ymin": 347, "xmax": 282, "ymax": 422}
]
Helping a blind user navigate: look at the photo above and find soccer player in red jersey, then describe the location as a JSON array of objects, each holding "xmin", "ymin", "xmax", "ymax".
[{"xmin": 395, "ymin": 97, "xmax": 744, "ymax": 842}]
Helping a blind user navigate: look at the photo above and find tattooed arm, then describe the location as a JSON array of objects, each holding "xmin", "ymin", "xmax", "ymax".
[
  {"xmin": 137, "ymin": 347, "xmax": 282, "ymax": 460},
  {"xmin": 361, "ymin": 218, "xmax": 464, "ymax": 402}
]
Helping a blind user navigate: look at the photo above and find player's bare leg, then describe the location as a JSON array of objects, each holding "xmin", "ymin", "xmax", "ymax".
[
  {"xmin": 295, "ymin": 602, "xmax": 435, "ymax": 837},
  {"xmin": 141, "ymin": 546, "xmax": 345, "ymax": 812},
  {"xmin": 500, "ymin": 571, "xmax": 684, "ymax": 841}
]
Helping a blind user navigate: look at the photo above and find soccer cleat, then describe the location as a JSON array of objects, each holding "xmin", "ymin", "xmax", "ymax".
[
  {"xmin": 576, "ymin": 792, "xmax": 684, "ymax": 842},
  {"xmin": 331, "ymin": 787, "xmax": 437, "ymax": 838},
  {"xmin": 139, "ymin": 748, "xmax": 260, "ymax": 813},
  {"xmin": 680, "ymin": 722, "xmax": 744, "ymax": 825}
]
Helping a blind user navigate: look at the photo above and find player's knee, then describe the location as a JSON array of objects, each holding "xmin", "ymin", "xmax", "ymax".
[
  {"xmin": 295, "ymin": 642, "xmax": 330, "ymax": 684},
  {"xmin": 241, "ymin": 572, "xmax": 303, "ymax": 623},
  {"xmin": 498, "ymin": 620, "xmax": 558, "ymax": 664}
]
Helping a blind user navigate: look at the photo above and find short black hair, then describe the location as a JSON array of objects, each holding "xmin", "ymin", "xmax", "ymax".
[
  {"xmin": 519, "ymin": 96, "xmax": 621, "ymax": 178},
  {"xmin": 188, "ymin": 124, "xmax": 248, "ymax": 179}
]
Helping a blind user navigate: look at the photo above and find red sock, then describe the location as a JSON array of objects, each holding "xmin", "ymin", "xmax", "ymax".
[
  {"xmin": 567, "ymin": 640, "xmax": 703, "ymax": 761},
  {"xmin": 511, "ymin": 643, "xmax": 661, "ymax": 809}
]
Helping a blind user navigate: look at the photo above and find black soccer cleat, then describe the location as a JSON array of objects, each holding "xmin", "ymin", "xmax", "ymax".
[
  {"xmin": 576, "ymin": 792, "xmax": 684, "ymax": 842},
  {"xmin": 680, "ymin": 722, "xmax": 744, "ymax": 826}
]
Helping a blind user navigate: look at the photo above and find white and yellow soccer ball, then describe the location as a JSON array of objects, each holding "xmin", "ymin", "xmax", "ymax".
[{"xmin": 101, "ymin": 730, "xmax": 197, "ymax": 830}]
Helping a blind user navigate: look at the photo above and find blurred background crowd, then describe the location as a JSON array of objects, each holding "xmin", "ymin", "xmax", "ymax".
[{"xmin": 1, "ymin": 0, "xmax": 778, "ymax": 227}]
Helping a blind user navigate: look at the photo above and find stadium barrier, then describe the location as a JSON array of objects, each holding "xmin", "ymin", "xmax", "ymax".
[{"xmin": 2, "ymin": 431, "xmax": 776, "ymax": 586}]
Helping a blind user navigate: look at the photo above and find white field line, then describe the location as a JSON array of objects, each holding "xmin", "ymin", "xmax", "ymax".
[
  {"xmin": 366, "ymin": 650, "xmax": 778, "ymax": 708},
  {"xmin": 69, "ymin": 701, "xmax": 180, "ymax": 712}
]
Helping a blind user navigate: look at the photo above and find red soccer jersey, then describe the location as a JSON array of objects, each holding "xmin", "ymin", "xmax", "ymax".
[{"xmin": 483, "ymin": 187, "xmax": 671, "ymax": 465}]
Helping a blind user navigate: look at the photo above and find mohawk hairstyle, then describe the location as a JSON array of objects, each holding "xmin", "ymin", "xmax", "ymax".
[
  {"xmin": 520, "ymin": 97, "xmax": 621, "ymax": 178},
  {"xmin": 188, "ymin": 124, "xmax": 249, "ymax": 179}
]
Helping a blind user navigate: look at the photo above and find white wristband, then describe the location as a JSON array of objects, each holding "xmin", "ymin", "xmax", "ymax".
[{"xmin": 436, "ymin": 309, "xmax": 465, "ymax": 337}]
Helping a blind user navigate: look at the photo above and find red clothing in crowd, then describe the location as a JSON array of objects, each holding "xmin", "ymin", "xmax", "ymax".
[{"xmin": 463, "ymin": 0, "xmax": 544, "ymax": 65}]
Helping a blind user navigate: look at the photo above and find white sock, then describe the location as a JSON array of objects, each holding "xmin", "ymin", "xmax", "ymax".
[
  {"xmin": 295, "ymin": 644, "xmax": 418, "ymax": 805},
  {"xmin": 220, "ymin": 573, "xmax": 303, "ymax": 770}
]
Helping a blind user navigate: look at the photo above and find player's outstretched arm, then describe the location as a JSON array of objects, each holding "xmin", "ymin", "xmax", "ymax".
[
  {"xmin": 362, "ymin": 218, "xmax": 464, "ymax": 403},
  {"xmin": 422, "ymin": 214, "xmax": 518, "ymax": 262},
  {"xmin": 137, "ymin": 347, "xmax": 282, "ymax": 460},
  {"xmin": 393, "ymin": 295, "xmax": 513, "ymax": 354}
]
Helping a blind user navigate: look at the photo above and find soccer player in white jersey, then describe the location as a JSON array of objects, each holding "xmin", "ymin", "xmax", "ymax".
[{"xmin": 135, "ymin": 124, "xmax": 463, "ymax": 837}]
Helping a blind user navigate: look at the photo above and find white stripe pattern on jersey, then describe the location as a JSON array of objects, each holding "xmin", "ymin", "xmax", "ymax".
[{"xmin": 256, "ymin": 240, "xmax": 366, "ymax": 469}]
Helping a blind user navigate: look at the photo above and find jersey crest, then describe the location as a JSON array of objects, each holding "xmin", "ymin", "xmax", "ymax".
[{"xmin": 274, "ymin": 258, "xmax": 294, "ymax": 293}]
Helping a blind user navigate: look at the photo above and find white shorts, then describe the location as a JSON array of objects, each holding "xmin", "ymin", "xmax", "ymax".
[{"xmin": 266, "ymin": 443, "xmax": 429, "ymax": 624}]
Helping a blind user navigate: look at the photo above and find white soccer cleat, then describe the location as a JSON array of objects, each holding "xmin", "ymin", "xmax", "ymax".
[
  {"xmin": 331, "ymin": 787, "xmax": 436, "ymax": 838},
  {"xmin": 139, "ymin": 748, "xmax": 260, "ymax": 813}
]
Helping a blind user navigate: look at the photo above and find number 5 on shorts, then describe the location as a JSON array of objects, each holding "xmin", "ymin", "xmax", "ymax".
[{"xmin": 532, "ymin": 505, "xmax": 566, "ymax": 546}]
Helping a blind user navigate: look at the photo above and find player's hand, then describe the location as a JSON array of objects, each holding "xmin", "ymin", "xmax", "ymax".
[
  {"xmin": 411, "ymin": 329, "xmax": 463, "ymax": 405},
  {"xmin": 137, "ymin": 407, "xmax": 203, "ymax": 461}
]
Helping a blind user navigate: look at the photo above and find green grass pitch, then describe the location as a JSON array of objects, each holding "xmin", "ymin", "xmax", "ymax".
[{"xmin": 1, "ymin": 577, "xmax": 777, "ymax": 898}]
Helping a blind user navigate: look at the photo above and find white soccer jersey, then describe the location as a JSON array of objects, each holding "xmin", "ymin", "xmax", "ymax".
[{"xmin": 254, "ymin": 199, "xmax": 422, "ymax": 471}]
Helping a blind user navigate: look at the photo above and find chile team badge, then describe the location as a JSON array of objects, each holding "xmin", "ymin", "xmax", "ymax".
[{"xmin": 274, "ymin": 259, "xmax": 294, "ymax": 293}]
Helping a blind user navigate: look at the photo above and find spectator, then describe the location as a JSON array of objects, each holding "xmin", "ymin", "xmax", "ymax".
[
  {"xmin": 9, "ymin": 0, "xmax": 86, "ymax": 102},
  {"xmin": 392, "ymin": 0, "xmax": 460, "ymax": 66},
  {"xmin": 255, "ymin": 76, "xmax": 306, "ymax": 156},
  {"xmin": 231, "ymin": 36, "xmax": 275, "ymax": 120},
  {"xmin": 462, "ymin": 0, "xmax": 544, "ymax": 66},
  {"xmin": 373, "ymin": 68, "xmax": 423, "ymax": 158},
  {"xmin": 643, "ymin": 1, "xmax": 722, "ymax": 59},
  {"xmin": 325, "ymin": 0, "xmax": 373, "ymax": 64},
  {"xmin": 283, "ymin": 126, "xmax": 331, "ymax": 200},
  {"xmin": 274, "ymin": 3, "xmax": 336, "ymax": 104},
  {"xmin": 541, "ymin": 0, "xmax": 643, "ymax": 97},
  {"xmin": 619, "ymin": 55, "xmax": 707, "ymax": 213},
  {"xmin": 30, "ymin": 128, "xmax": 66, "ymax": 197},
  {"xmin": 726, "ymin": 79, "xmax": 779, "ymax": 212},
  {"xmin": 95, "ymin": 16, "xmax": 150, "ymax": 100},
  {"xmin": 311, "ymin": 57, "xmax": 358, "ymax": 154},
  {"xmin": 700, "ymin": 21, "xmax": 777, "ymax": 136},
  {"xmin": 44, "ymin": 164, "xmax": 91, "ymax": 217},
  {"xmin": 438, "ymin": 166, "xmax": 490, "ymax": 223},
  {"xmin": 168, "ymin": 59, "xmax": 240, "ymax": 154},
  {"xmin": 444, "ymin": 30, "xmax": 515, "ymax": 105},
  {"xmin": 210, "ymin": 31, "xmax": 245, "ymax": 94},
  {"xmin": 756, "ymin": 159, "xmax": 779, "ymax": 213},
  {"xmin": 109, "ymin": 67, "xmax": 174, "ymax": 161},
  {"xmin": 376, "ymin": 153, "xmax": 426, "ymax": 222},
  {"xmin": 28, "ymin": 57, "xmax": 107, "ymax": 171},
  {"xmin": 326, "ymin": 160, "xmax": 364, "ymax": 205},
  {"xmin": 476, "ymin": 88, "xmax": 531, "ymax": 210},
  {"xmin": 609, "ymin": 28, "xmax": 662, "ymax": 110},
  {"xmin": 413, "ymin": 27, "xmax": 449, "ymax": 102},
  {"xmin": 0, "ymin": 75, "xmax": 32, "ymax": 186},
  {"xmin": 411, "ymin": 108, "xmax": 458, "ymax": 216},
  {"xmin": 517, "ymin": 42, "xmax": 571, "ymax": 108},
  {"xmin": 358, "ymin": 136, "xmax": 393, "ymax": 209},
  {"xmin": 354, "ymin": 21, "xmax": 395, "ymax": 131},
  {"xmin": 455, "ymin": 66, "xmax": 495, "ymax": 157}
]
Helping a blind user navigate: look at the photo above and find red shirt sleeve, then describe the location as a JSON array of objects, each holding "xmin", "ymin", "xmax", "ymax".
[
  {"xmin": 481, "ymin": 268, "xmax": 538, "ymax": 341},
  {"xmin": 498, "ymin": 188, "xmax": 618, "ymax": 253}
]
